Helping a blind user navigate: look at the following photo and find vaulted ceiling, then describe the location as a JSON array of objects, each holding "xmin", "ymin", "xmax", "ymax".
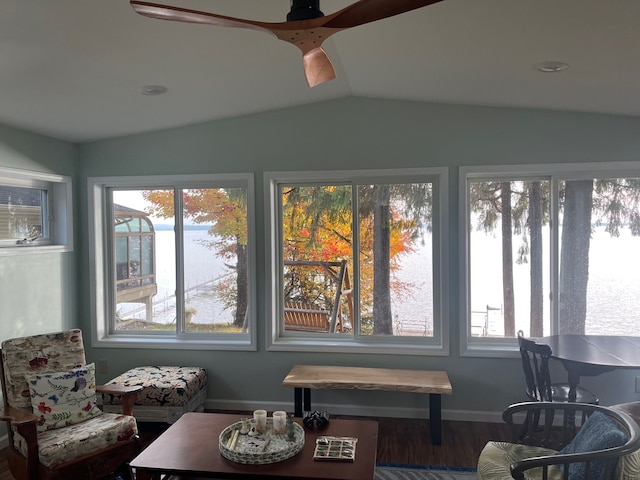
[{"xmin": 2, "ymin": 0, "xmax": 639, "ymax": 142}]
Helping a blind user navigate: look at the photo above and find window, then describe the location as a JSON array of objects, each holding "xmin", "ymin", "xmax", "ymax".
[
  {"xmin": 461, "ymin": 162, "xmax": 640, "ymax": 354},
  {"xmin": 89, "ymin": 174, "xmax": 256, "ymax": 349},
  {"xmin": 0, "ymin": 166, "xmax": 72, "ymax": 255},
  {"xmin": 265, "ymin": 168, "xmax": 448, "ymax": 355}
]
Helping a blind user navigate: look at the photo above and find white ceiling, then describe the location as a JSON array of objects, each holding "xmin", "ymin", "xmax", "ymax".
[{"xmin": 2, "ymin": 0, "xmax": 640, "ymax": 142}]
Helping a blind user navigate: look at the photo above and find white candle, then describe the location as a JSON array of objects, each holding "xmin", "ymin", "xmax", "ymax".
[
  {"xmin": 273, "ymin": 410, "xmax": 287, "ymax": 433},
  {"xmin": 254, "ymin": 409, "xmax": 267, "ymax": 432}
]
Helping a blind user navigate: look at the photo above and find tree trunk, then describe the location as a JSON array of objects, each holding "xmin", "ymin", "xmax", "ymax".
[
  {"xmin": 529, "ymin": 182, "xmax": 544, "ymax": 337},
  {"xmin": 234, "ymin": 238, "xmax": 248, "ymax": 328},
  {"xmin": 559, "ymin": 180, "xmax": 593, "ymax": 334},
  {"xmin": 501, "ymin": 182, "xmax": 516, "ymax": 337},
  {"xmin": 373, "ymin": 185, "xmax": 393, "ymax": 335}
]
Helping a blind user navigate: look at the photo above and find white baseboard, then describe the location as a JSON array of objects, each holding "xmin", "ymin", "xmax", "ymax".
[{"xmin": 205, "ymin": 399, "xmax": 505, "ymax": 423}]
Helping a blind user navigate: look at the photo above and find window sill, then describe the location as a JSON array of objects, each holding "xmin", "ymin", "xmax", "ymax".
[
  {"xmin": 268, "ymin": 336, "xmax": 448, "ymax": 356},
  {"xmin": 92, "ymin": 333, "xmax": 256, "ymax": 351},
  {"xmin": 460, "ymin": 339, "xmax": 520, "ymax": 358},
  {"xmin": 0, "ymin": 244, "xmax": 73, "ymax": 256}
]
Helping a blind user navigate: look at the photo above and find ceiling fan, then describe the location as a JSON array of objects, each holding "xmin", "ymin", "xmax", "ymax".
[{"xmin": 130, "ymin": 0, "xmax": 445, "ymax": 87}]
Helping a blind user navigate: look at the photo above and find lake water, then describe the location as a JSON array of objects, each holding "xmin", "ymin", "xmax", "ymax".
[
  {"xmin": 121, "ymin": 225, "xmax": 640, "ymax": 336},
  {"xmin": 471, "ymin": 225, "xmax": 640, "ymax": 336},
  {"xmin": 118, "ymin": 229, "xmax": 230, "ymax": 324},
  {"xmin": 120, "ymin": 228, "xmax": 433, "ymax": 333}
]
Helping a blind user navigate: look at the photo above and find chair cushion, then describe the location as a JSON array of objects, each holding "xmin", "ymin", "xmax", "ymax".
[
  {"xmin": 611, "ymin": 402, "xmax": 640, "ymax": 480},
  {"xmin": 557, "ymin": 411, "xmax": 627, "ymax": 480},
  {"xmin": 1, "ymin": 329, "xmax": 86, "ymax": 411},
  {"xmin": 26, "ymin": 363, "xmax": 103, "ymax": 431},
  {"xmin": 12, "ymin": 412, "xmax": 138, "ymax": 468},
  {"xmin": 103, "ymin": 366, "xmax": 208, "ymax": 407},
  {"xmin": 619, "ymin": 451, "xmax": 640, "ymax": 480},
  {"xmin": 477, "ymin": 441, "xmax": 561, "ymax": 480}
]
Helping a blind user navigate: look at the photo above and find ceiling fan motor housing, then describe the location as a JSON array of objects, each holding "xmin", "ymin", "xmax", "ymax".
[{"xmin": 287, "ymin": 0, "xmax": 324, "ymax": 21}]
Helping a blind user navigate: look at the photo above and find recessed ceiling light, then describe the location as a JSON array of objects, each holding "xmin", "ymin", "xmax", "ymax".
[
  {"xmin": 139, "ymin": 85, "xmax": 168, "ymax": 96},
  {"xmin": 533, "ymin": 61, "xmax": 569, "ymax": 73}
]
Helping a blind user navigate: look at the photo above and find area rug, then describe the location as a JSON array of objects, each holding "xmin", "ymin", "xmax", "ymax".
[
  {"xmin": 119, "ymin": 464, "xmax": 477, "ymax": 480},
  {"xmin": 376, "ymin": 463, "xmax": 478, "ymax": 480}
]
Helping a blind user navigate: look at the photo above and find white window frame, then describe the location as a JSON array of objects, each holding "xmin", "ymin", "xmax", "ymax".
[
  {"xmin": 265, "ymin": 168, "xmax": 449, "ymax": 356},
  {"xmin": 88, "ymin": 174, "xmax": 257, "ymax": 350},
  {"xmin": 0, "ymin": 166, "xmax": 73, "ymax": 255},
  {"xmin": 460, "ymin": 161, "xmax": 640, "ymax": 357}
]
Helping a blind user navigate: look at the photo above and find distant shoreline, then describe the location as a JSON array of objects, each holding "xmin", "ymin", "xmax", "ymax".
[{"xmin": 153, "ymin": 224, "xmax": 211, "ymax": 231}]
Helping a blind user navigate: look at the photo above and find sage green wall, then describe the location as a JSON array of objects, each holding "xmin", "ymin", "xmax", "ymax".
[
  {"xmin": 71, "ymin": 97, "xmax": 640, "ymax": 419},
  {"xmin": 0, "ymin": 124, "xmax": 77, "ymax": 438},
  {"xmin": 0, "ymin": 123, "xmax": 78, "ymax": 341}
]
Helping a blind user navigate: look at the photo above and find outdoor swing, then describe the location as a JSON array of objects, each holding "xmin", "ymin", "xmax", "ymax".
[{"xmin": 283, "ymin": 260, "xmax": 353, "ymax": 333}]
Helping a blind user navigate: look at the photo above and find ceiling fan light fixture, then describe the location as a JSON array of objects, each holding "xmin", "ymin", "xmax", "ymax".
[
  {"xmin": 533, "ymin": 61, "xmax": 569, "ymax": 73},
  {"xmin": 139, "ymin": 85, "xmax": 168, "ymax": 96}
]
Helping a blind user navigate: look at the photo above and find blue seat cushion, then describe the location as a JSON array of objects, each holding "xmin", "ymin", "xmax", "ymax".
[{"xmin": 557, "ymin": 411, "xmax": 627, "ymax": 480}]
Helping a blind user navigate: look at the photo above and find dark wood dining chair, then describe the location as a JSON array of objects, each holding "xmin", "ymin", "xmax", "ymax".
[{"xmin": 517, "ymin": 330, "xmax": 599, "ymax": 404}]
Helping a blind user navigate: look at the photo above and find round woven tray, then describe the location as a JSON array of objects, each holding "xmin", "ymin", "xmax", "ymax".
[{"xmin": 219, "ymin": 418, "xmax": 305, "ymax": 464}]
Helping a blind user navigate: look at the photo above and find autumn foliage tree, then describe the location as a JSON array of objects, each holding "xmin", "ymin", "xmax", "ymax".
[
  {"xmin": 143, "ymin": 188, "xmax": 248, "ymax": 328},
  {"xmin": 282, "ymin": 184, "xmax": 429, "ymax": 335},
  {"xmin": 144, "ymin": 182, "xmax": 430, "ymax": 335}
]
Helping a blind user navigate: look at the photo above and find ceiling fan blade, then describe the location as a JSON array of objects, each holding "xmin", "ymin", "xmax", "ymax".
[
  {"xmin": 130, "ymin": 2, "xmax": 340, "ymax": 55},
  {"xmin": 322, "ymin": 0, "xmax": 446, "ymax": 29},
  {"xmin": 130, "ymin": 0, "xmax": 444, "ymax": 88},
  {"xmin": 302, "ymin": 47, "xmax": 336, "ymax": 87},
  {"xmin": 130, "ymin": 1, "xmax": 273, "ymax": 35}
]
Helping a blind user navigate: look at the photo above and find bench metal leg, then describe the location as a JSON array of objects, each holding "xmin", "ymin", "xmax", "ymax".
[
  {"xmin": 293, "ymin": 388, "xmax": 312, "ymax": 417},
  {"xmin": 294, "ymin": 388, "xmax": 302, "ymax": 417},
  {"xmin": 303, "ymin": 388, "xmax": 311, "ymax": 412},
  {"xmin": 429, "ymin": 393, "xmax": 442, "ymax": 445}
]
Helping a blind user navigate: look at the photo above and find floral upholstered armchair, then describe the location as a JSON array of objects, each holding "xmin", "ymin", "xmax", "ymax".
[{"xmin": 0, "ymin": 329, "xmax": 142, "ymax": 480}]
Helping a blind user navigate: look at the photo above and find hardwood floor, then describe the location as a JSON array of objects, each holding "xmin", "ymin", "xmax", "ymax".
[
  {"xmin": 375, "ymin": 416, "xmax": 510, "ymax": 467},
  {"xmin": 0, "ymin": 414, "xmax": 511, "ymax": 479}
]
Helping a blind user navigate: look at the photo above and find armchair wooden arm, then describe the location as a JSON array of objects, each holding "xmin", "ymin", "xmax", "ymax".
[
  {"xmin": 1, "ymin": 405, "xmax": 40, "ymax": 425},
  {"xmin": 97, "ymin": 384, "xmax": 142, "ymax": 416},
  {"xmin": 1, "ymin": 406, "xmax": 41, "ymax": 480}
]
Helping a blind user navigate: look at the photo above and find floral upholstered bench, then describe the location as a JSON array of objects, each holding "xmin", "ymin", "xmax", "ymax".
[{"xmin": 102, "ymin": 366, "xmax": 208, "ymax": 424}]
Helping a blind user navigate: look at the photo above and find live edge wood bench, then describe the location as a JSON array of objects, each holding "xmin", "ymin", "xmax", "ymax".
[{"xmin": 282, "ymin": 365, "xmax": 452, "ymax": 445}]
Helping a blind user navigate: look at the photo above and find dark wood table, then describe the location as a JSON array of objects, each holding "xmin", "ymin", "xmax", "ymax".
[
  {"xmin": 536, "ymin": 335, "xmax": 640, "ymax": 401},
  {"xmin": 129, "ymin": 412, "xmax": 378, "ymax": 480}
]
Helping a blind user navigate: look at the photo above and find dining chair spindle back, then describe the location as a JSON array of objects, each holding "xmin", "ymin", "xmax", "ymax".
[{"xmin": 517, "ymin": 331, "xmax": 599, "ymax": 404}]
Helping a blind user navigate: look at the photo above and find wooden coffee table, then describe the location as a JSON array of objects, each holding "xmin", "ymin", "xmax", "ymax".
[{"xmin": 129, "ymin": 412, "xmax": 378, "ymax": 480}]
